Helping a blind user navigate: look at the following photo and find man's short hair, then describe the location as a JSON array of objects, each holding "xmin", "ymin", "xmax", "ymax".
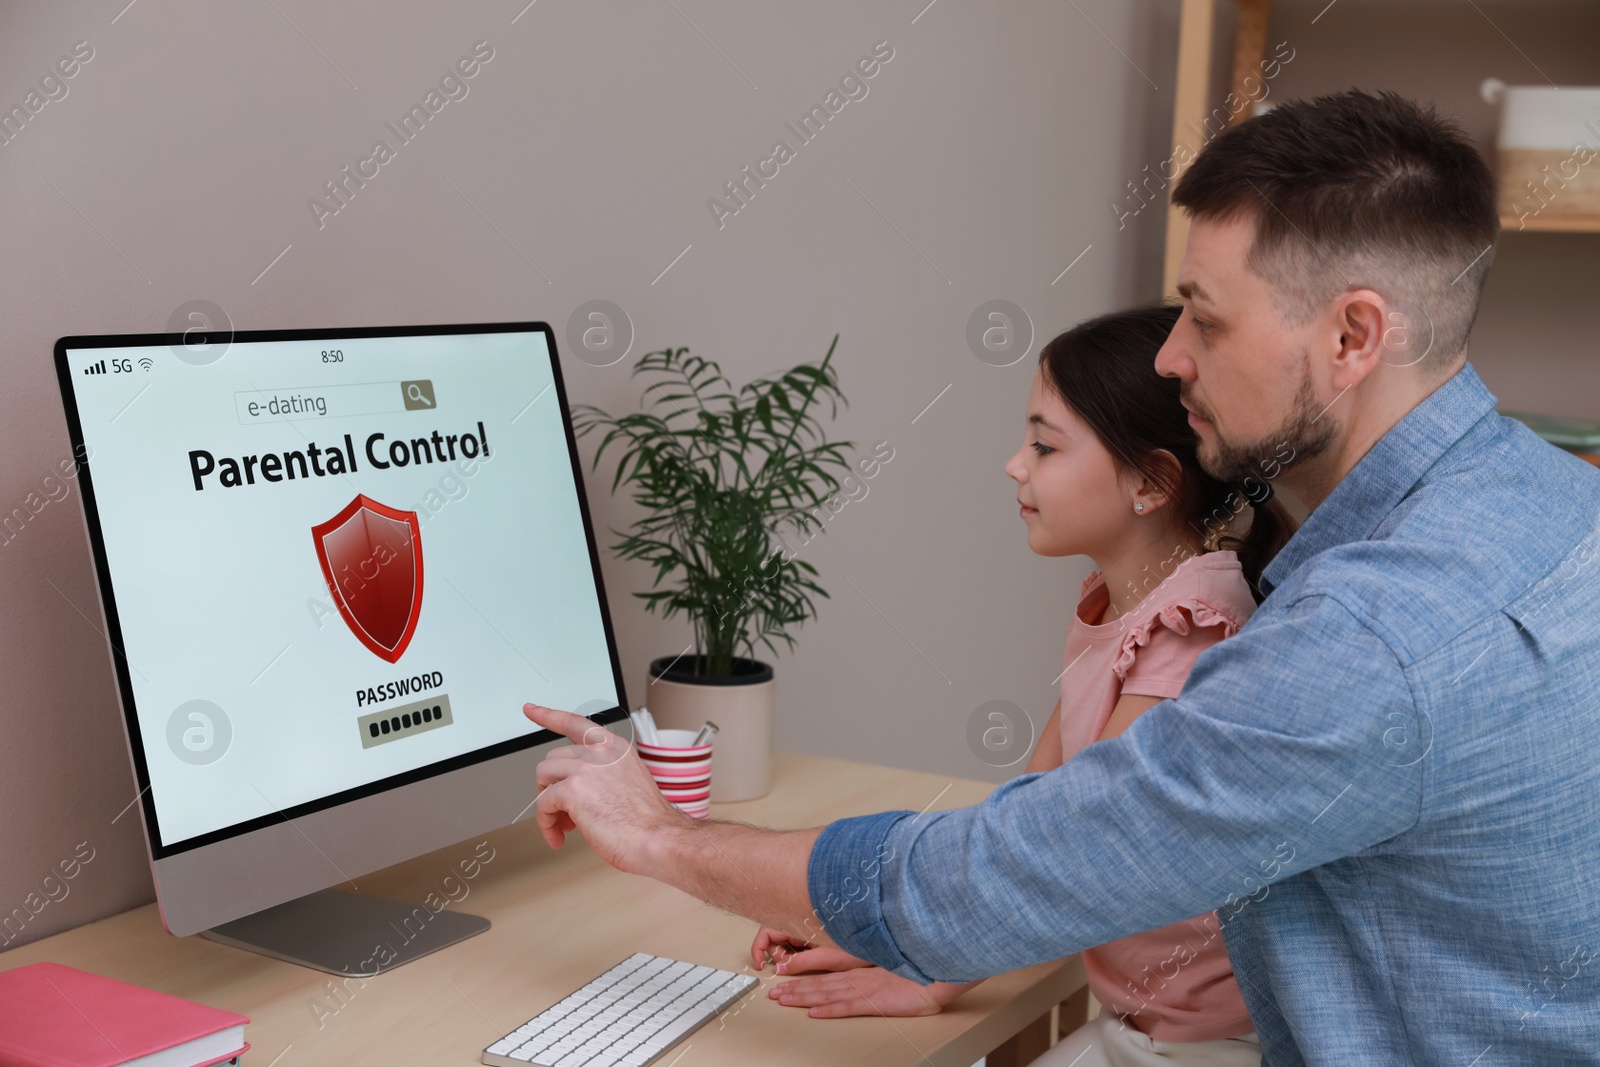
[{"xmin": 1172, "ymin": 89, "xmax": 1499, "ymax": 369}]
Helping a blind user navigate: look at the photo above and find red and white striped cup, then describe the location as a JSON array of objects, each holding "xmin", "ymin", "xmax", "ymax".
[{"xmin": 636, "ymin": 728, "xmax": 713, "ymax": 819}]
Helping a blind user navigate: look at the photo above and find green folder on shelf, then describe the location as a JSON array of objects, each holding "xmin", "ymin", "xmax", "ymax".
[{"xmin": 1500, "ymin": 410, "xmax": 1600, "ymax": 452}]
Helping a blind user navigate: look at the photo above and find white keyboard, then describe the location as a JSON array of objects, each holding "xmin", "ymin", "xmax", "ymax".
[{"xmin": 481, "ymin": 953, "xmax": 759, "ymax": 1067}]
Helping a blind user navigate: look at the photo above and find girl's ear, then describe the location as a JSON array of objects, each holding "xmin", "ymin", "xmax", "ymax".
[{"xmin": 1130, "ymin": 449, "xmax": 1184, "ymax": 513}]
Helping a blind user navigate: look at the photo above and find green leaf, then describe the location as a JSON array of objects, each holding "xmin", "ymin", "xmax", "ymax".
[{"xmin": 579, "ymin": 337, "xmax": 848, "ymax": 674}]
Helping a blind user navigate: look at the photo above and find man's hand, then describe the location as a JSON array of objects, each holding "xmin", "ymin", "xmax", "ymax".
[
  {"xmin": 523, "ymin": 703, "xmax": 694, "ymax": 876},
  {"xmin": 525, "ymin": 705, "xmax": 829, "ymax": 953},
  {"xmin": 751, "ymin": 925, "xmax": 872, "ymax": 975},
  {"xmin": 768, "ymin": 965, "xmax": 970, "ymax": 1018}
]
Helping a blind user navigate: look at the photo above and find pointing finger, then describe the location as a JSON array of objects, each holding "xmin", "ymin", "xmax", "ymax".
[{"xmin": 524, "ymin": 702, "xmax": 586, "ymax": 740}]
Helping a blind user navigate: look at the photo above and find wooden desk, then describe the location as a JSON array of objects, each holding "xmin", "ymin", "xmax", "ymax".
[{"xmin": 0, "ymin": 750, "xmax": 1086, "ymax": 1066}]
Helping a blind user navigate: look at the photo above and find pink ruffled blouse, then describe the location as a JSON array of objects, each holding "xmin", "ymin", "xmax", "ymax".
[{"xmin": 1056, "ymin": 549, "xmax": 1258, "ymax": 1042}]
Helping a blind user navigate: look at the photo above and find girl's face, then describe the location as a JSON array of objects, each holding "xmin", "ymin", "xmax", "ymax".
[{"xmin": 1004, "ymin": 367, "xmax": 1135, "ymax": 558}]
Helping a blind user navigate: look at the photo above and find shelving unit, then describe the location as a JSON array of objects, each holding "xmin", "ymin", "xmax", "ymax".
[
  {"xmin": 1161, "ymin": 0, "xmax": 1600, "ymax": 295},
  {"xmin": 1499, "ymin": 213, "xmax": 1600, "ymax": 233},
  {"xmin": 1162, "ymin": 0, "xmax": 1270, "ymax": 296}
]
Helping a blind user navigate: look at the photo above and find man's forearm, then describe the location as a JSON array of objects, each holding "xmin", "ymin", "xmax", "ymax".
[{"xmin": 642, "ymin": 816, "xmax": 838, "ymax": 949}]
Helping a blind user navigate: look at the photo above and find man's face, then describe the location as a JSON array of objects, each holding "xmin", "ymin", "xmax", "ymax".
[{"xmin": 1154, "ymin": 215, "xmax": 1336, "ymax": 487}]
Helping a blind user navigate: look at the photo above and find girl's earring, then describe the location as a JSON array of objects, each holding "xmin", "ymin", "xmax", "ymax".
[{"xmin": 1134, "ymin": 501, "xmax": 1146, "ymax": 513}]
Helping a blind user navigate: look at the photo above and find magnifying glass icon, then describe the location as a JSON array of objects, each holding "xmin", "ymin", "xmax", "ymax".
[{"xmin": 403, "ymin": 380, "xmax": 435, "ymax": 408}]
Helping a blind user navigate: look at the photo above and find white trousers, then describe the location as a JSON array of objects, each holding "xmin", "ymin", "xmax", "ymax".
[{"xmin": 1032, "ymin": 1014, "xmax": 1262, "ymax": 1067}]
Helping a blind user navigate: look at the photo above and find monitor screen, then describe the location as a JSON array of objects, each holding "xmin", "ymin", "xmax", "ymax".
[{"xmin": 55, "ymin": 323, "xmax": 625, "ymax": 858}]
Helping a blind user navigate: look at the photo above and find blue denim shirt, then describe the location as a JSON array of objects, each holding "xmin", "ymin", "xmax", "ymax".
[{"xmin": 808, "ymin": 364, "xmax": 1600, "ymax": 1066}]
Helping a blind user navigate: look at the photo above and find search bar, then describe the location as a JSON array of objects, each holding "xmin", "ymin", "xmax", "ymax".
[{"xmin": 234, "ymin": 380, "xmax": 435, "ymax": 424}]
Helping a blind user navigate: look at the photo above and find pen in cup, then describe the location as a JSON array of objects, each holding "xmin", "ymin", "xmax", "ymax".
[
  {"xmin": 690, "ymin": 720, "xmax": 718, "ymax": 746},
  {"xmin": 629, "ymin": 707, "xmax": 660, "ymax": 745}
]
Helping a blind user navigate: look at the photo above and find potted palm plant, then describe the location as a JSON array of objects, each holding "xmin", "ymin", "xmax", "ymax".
[{"xmin": 572, "ymin": 337, "xmax": 852, "ymax": 801}]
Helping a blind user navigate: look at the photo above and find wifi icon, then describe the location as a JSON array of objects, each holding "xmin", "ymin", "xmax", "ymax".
[{"xmin": 137, "ymin": 357, "xmax": 154, "ymax": 372}]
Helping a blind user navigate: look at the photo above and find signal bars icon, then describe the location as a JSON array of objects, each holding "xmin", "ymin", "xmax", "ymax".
[{"xmin": 83, "ymin": 357, "xmax": 154, "ymax": 375}]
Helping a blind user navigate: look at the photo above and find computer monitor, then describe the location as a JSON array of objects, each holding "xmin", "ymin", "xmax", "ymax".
[{"xmin": 53, "ymin": 321, "xmax": 628, "ymax": 972}]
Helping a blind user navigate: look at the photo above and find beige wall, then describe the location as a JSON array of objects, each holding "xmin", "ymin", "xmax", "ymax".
[
  {"xmin": 0, "ymin": 0, "xmax": 1178, "ymax": 949},
  {"xmin": 3, "ymin": 0, "xmax": 1595, "ymax": 953}
]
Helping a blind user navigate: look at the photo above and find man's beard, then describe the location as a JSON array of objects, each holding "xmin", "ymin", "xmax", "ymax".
[{"xmin": 1188, "ymin": 353, "xmax": 1336, "ymax": 487}]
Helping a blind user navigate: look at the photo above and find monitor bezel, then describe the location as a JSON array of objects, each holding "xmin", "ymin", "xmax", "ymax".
[{"xmin": 53, "ymin": 320, "xmax": 629, "ymax": 860}]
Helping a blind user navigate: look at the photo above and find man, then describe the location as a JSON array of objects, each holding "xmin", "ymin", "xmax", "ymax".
[{"xmin": 526, "ymin": 90, "xmax": 1600, "ymax": 1065}]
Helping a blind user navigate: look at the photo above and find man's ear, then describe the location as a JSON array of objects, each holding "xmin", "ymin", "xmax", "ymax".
[{"xmin": 1330, "ymin": 289, "xmax": 1388, "ymax": 389}]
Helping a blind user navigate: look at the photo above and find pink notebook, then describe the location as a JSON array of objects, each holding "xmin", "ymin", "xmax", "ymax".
[{"xmin": 0, "ymin": 963, "xmax": 249, "ymax": 1067}]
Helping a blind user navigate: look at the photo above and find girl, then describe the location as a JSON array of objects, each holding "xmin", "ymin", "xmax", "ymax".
[{"xmin": 748, "ymin": 303, "xmax": 1296, "ymax": 1067}]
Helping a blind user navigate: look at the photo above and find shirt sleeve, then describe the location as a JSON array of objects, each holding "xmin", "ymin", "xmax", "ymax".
[
  {"xmin": 1119, "ymin": 622, "xmax": 1227, "ymax": 700},
  {"xmin": 805, "ymin": 593, "xmax": 1425, "ymax": 985}
]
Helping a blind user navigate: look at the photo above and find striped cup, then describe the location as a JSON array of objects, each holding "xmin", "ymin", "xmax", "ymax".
[{"xmin": 636, "ymin": 728, "xmax": 713, "ymax": 819}]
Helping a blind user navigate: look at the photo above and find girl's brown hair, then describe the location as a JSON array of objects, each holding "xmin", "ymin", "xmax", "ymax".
[{"xmin": 1036, "ymin": 303, "xmax": 1295, "ymax": 602}]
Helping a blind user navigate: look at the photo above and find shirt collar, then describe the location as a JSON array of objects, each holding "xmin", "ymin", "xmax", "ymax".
[{"xmin": 1258, "ymin": 362, "xmax": 1499, "ymax": 599}]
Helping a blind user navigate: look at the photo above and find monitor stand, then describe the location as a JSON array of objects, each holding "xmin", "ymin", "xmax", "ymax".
[{"xmin": 199, "ymin": 888, "xmax": 491, "ymax": 975}]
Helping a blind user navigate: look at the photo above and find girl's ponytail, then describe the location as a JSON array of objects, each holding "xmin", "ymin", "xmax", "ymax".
[{"xmin": 1212, "ymin": 496, "xmax": 1295, "ymax": 601}]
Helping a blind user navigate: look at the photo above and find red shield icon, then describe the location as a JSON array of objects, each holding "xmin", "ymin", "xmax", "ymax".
[{"xmin": 312, "ymin": 494, "xmax": 424, "ymax": 663}]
